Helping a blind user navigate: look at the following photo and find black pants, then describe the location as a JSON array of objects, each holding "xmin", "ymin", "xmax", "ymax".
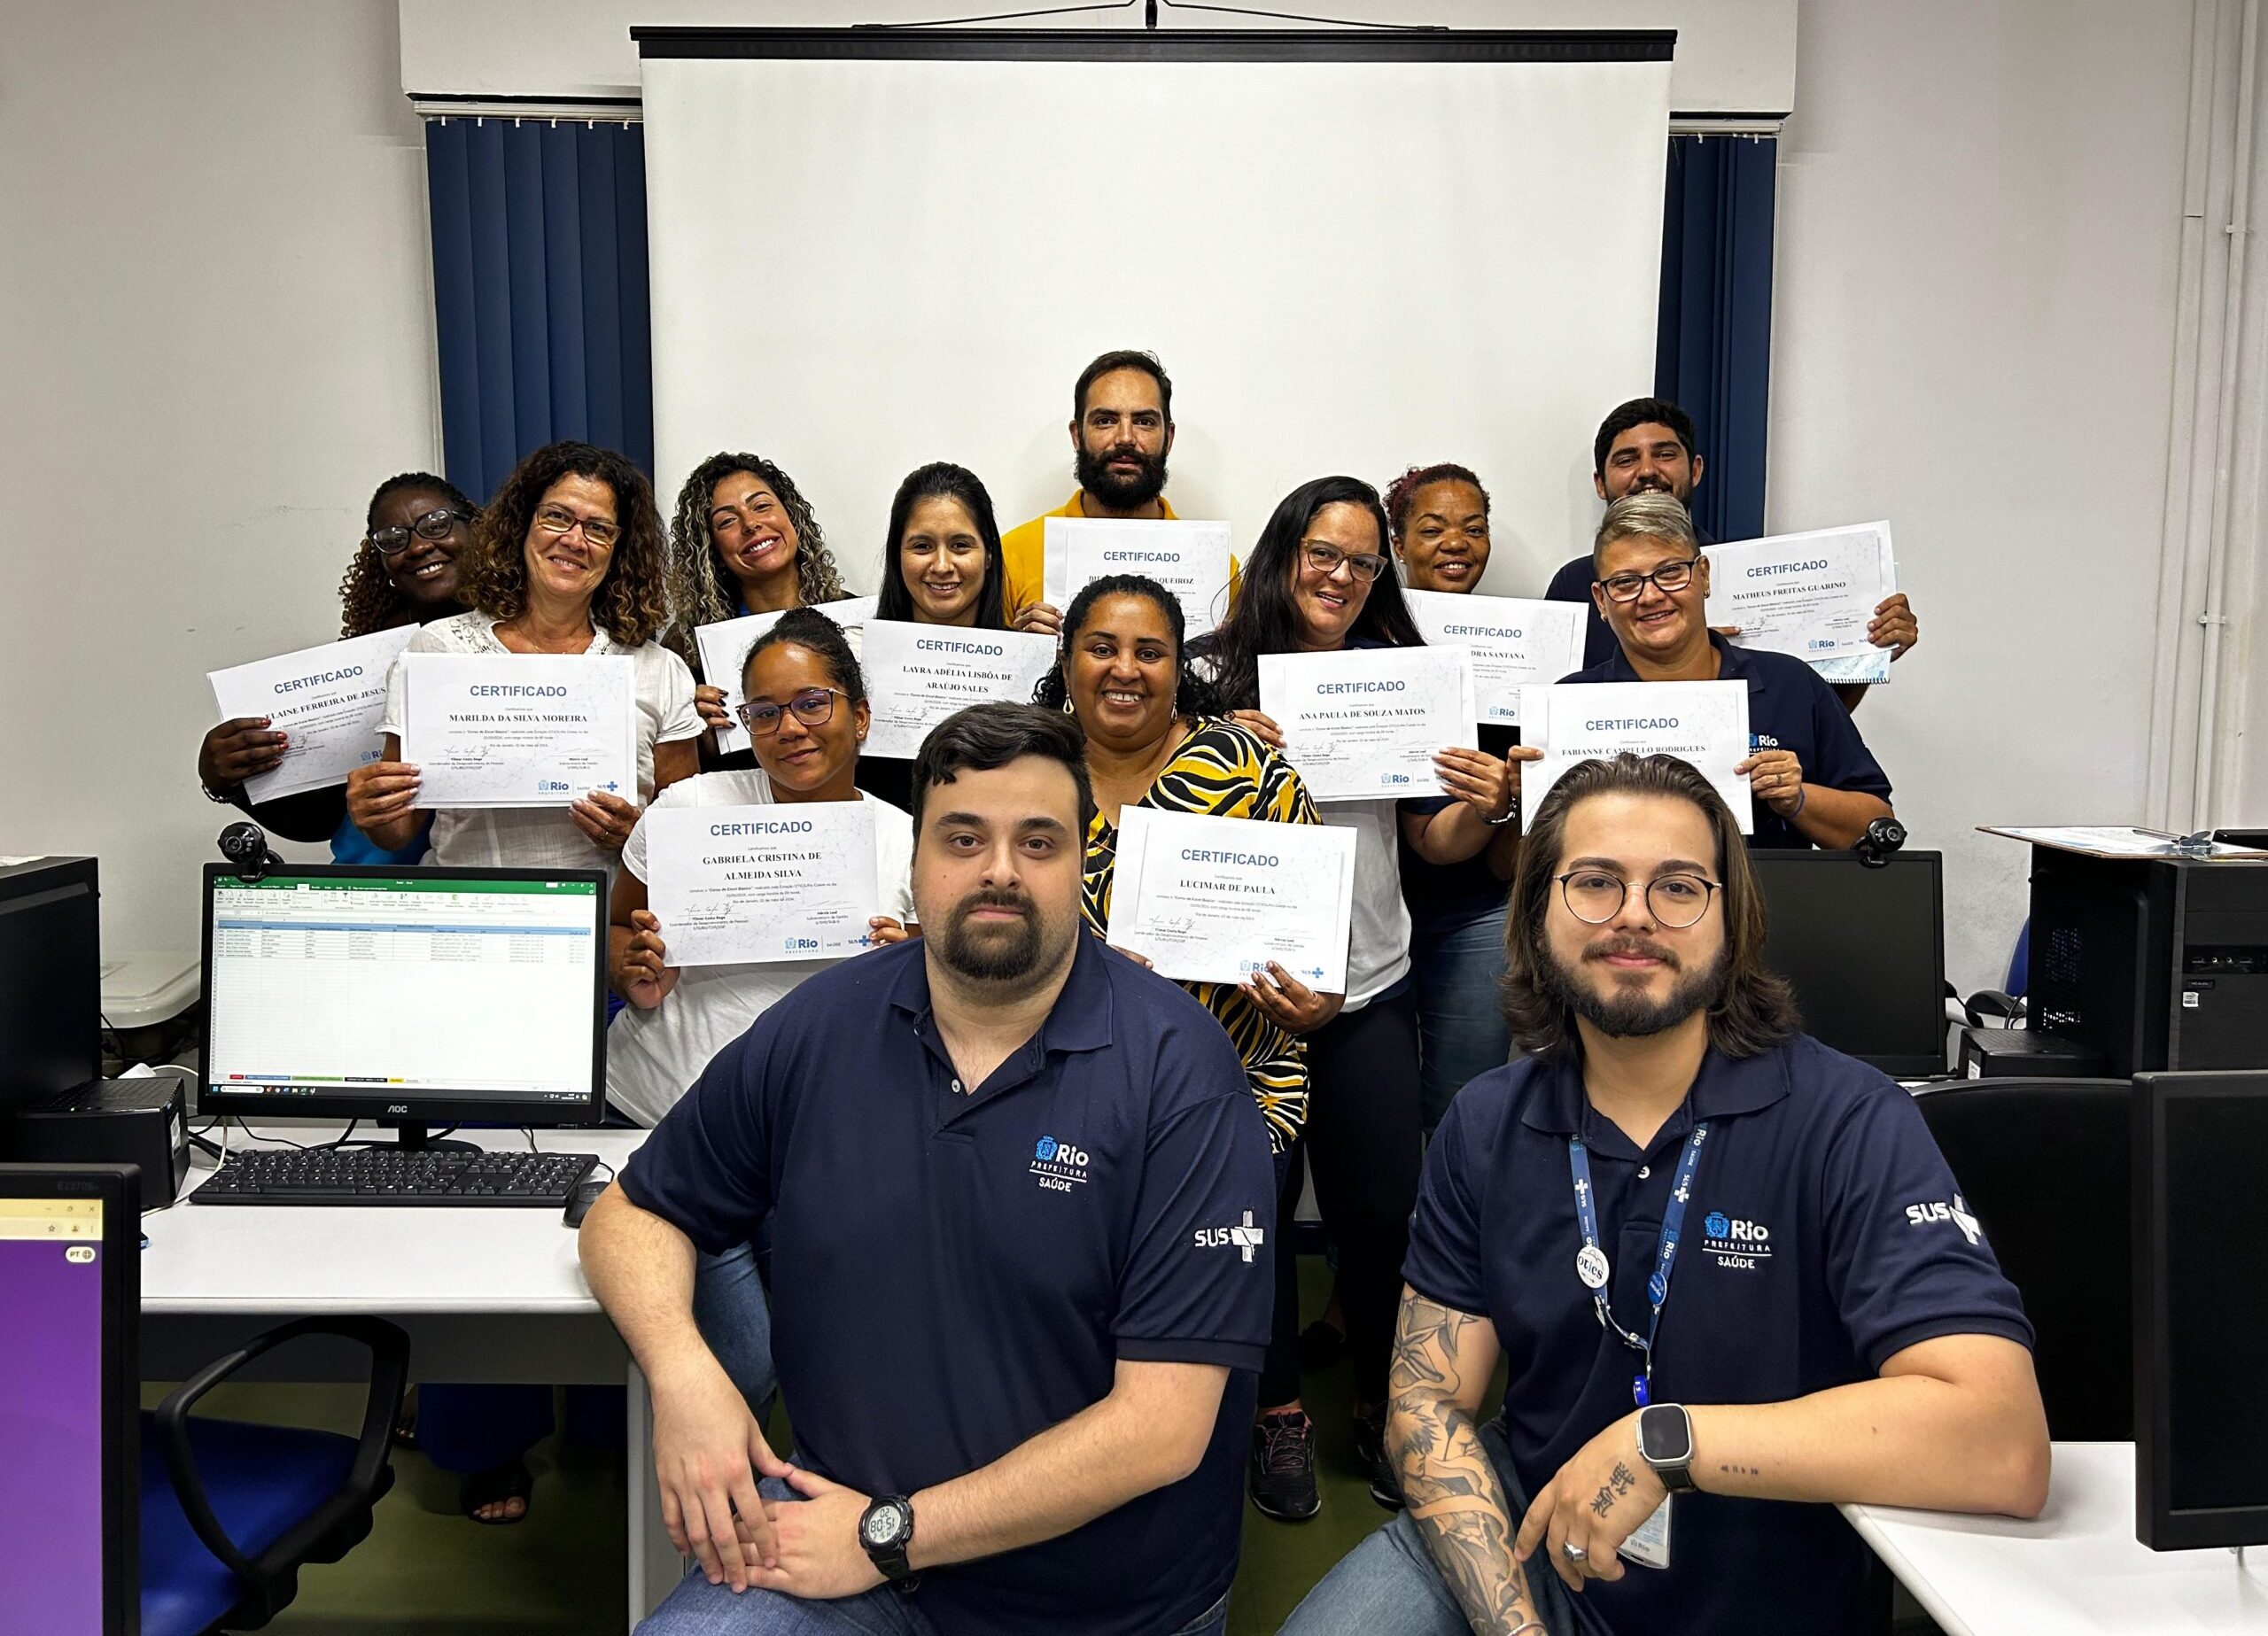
[{"xmin": 1260, "ymin": 988, "xmax": 1424, "ymax": 1410}]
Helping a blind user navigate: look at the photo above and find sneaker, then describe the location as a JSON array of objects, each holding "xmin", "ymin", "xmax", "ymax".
[
  {"xmin": 1250, "ymin": 1410, "xmax": 1322, "ymax": 1522},
  {"xmin": 1352, "ymin": 1408, "xmax": 1403, "ymax": 1510}
]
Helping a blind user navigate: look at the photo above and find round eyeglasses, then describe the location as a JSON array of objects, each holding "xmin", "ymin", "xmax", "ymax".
[
  {"xmin": 1596, "ymin": 555, "xmax": 1703, "ymax": 603},
  {"xmin": 1554, "ymin": 869, "xmax": 1722, "ymax": 929},
  {"xmin": 736, "ymin": 687, "xmax": 845, "ymax": 737},
  {"xmin": 368, "ymin": 507, "xmax": 470, "ymax": 556}
]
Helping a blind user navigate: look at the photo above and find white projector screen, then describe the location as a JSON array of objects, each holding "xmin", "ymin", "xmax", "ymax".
[{"xmin": 642, "ymin": 36, "xmax": 1671, "ymax": 601}]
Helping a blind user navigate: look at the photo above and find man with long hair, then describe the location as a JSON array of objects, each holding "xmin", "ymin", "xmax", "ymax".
[{"xmin": 1283, "ymin": 752, "xmax": 2047, "ymax": 1636}]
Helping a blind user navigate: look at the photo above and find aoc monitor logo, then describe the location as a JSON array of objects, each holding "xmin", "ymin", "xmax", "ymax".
[
  {"xmin": 1906, "ymin": 1195, "xmax": 1984, "ymax": 1245},
  {"xmin": 1030, "ymin": 1135, "xmax": 1091, "ymax": 1192},
  {"xmin": 1702, "ymin": 1210, "xmax": 1773, "ymax": 1268}
]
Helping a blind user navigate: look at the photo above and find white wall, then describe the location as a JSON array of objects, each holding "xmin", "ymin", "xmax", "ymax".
[
  {"xmin": 398, "ymin": 0, "xmax": 1796, "ymax": 116},
  {"xmin": 0, "ymin": 1, "xmax": 439, "ymax": 961},
  {"xmin": 1768, "ymin": 0, "xmax": 2197, "ymax": 995}
]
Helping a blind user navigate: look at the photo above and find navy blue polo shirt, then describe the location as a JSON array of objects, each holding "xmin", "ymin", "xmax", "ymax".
[
  {"xmin": 618, "ymin": 932, "xmax": 1274, "ymax": 1636},
  {"xmin": 1559, "ymin": 632, "xmax": 1891, "ymax": 849},
  {"xmin": 1404, "ymin": 1035, "xmax": 2033, "ymax": 1636}
]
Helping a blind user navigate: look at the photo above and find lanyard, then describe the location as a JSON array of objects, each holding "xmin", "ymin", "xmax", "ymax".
[{"xmin": 1567, "ymin": 1120, "xmax": 1709, "ymax": 1407}]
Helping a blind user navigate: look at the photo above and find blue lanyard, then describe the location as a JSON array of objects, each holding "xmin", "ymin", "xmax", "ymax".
[{"xmin": 1567, "ymin": 1120, "xmax": 1709, "ymax": 1407}]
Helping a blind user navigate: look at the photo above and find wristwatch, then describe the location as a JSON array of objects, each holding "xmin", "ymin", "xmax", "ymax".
[
  {"xmin": 1636, "ymin": 1403, "xmax": 1697, "ymax": 1493},
  {"xmin": 858, "ymin": 1494, "xmax": 917, "ymax": 1584}
]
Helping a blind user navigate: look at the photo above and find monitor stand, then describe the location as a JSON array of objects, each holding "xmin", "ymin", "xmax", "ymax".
[{"xmin": 378, "ymin": 1122, "xmax": 483, "ymax": 1156}]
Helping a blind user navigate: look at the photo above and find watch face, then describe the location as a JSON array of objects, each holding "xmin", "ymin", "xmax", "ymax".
[
  {"xmin": 1639, "ymin": 1406, "xmax": 1693, "ymax": 1465},
  {"xmin": 862, "ymin": 1507, "xmax": 905, "ymax": 1548}
]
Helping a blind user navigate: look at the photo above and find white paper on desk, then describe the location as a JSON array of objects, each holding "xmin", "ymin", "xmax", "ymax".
[
  {"xmin": 1258, "ymin": 647, "xmax": 1476, "ymax": 803},
  {"xmin": 695, "ymin": 596, "xmax": 879, "ymax": 756},
  {"xmin": 400, "ymin": 653, "xmax": 636, "ymax": 809},
  {"xmin": 1705, "ymin": 523, "xmax": 1896, "ymax": 686},
  {"xmin": 1404, "ymin": 592, "xmax": 1588, "ymax": 725},
  {"xmin": 207, "ymin": 626, "xmax": 418, "ymax": 801},
  {"xmin": 1107, "ymin": 806, "xmax": 1355, "ymax": 991},
  {"xmin": 644, "ymin": 802, "xmax": 881, "ymax": 966},
  {"xmin": 1979, "ymin": 825, "xmax": 2268, "ymax": 859},
  {"xmin": 859, "ymin": 622, "xmax": 1060, "ymax": 760},
  {"xmin": 1521, "ymin": 680, "xmax": 1752, "ymax": 834},
  {"xmin": 1043, "ymin": 516, "xmax": 1233, "ymax": 637}
]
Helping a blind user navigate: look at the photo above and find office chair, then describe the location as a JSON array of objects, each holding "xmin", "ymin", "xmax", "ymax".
[
  {"xmin": 142, "ymin": 1315, "xmax": 410, "ymax": 1636},
  {"xmin": 1914, "ymin": 1078, "xmax": 2130, "ymax": 1440}
]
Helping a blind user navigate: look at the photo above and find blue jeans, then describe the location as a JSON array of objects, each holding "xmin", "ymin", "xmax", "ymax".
[
  {"xmin": 694, "ymin": 1240, "xmax": 778, "ymax": 1425},
  {"xmin": 1410, "ymin": 906, "xmax": 1512, "ymax": 1135},
  {"xmin": 637, "ymin": 1479, "xmax": 1230, "ymax": 1636}
]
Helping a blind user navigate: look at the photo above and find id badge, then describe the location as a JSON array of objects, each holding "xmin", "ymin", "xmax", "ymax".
[{"xmin": 1618, "ymin": 1495, "xmax": 1673, "ymax": 1570}]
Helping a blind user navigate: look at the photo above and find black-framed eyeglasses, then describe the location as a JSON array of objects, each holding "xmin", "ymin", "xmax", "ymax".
[
  {"xmin": 533, "ymin": 504, "xmax": 621, "ymax": 549},
  {"xmin": 736, "ymin": 687, "xmax": 845, "ymax": 737},
  {"xmin": 1301, "ymin": 541, "xmax": 1389, "ymax": 583},
  {"xmin": 1596, "ymin": 555, "xmax": 1702, "ymax": 603},
  {"xmin": 368, "ymin": 507, "xmax": 471, "ymax": 555},
  {"xmin": 1554, "ymin": 869, "xmax": 1722, "ymax": 929}
]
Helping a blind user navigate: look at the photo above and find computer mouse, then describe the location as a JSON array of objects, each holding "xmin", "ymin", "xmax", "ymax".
[{"xmin": 562, "ymin": 1176, "xmax": 608, "ymax": 1229}]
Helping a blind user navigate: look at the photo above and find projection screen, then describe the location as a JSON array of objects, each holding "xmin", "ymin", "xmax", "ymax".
[{"xmin": 640, "ymin": 30, "xmax": 1672, "ymax": 599}]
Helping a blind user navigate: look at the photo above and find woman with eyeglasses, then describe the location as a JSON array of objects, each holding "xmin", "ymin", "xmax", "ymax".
[
  {"xmin": 1566, "ymin": 492, "xmax": 1895, "ymax": 849},
  {"xmin": 856, "ymin": 461, "xmax": 1014, "ymax": 813},
  {"xmin": 197, "ymin": 471, "xmax": 477, "ymax": 865},
  {"xmin": 1191, "ymin": 476, "xmax": 1516, "ymax": 1521},
  {"xmin": 347, "ymin": 440, "xmax": 704, "ymax": 871}
]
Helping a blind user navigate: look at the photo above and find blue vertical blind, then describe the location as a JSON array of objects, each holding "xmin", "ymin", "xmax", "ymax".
[
  {"xmin": 424, "ymin": 117, "xmax": 655, "ymax": 504},
  {"xmin": 1654, "ymin": 133, "xmax": 1777, "ymax": 545}
]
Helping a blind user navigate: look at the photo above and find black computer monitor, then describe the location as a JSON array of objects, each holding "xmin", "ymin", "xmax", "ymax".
[
  {"xmin": 0, "ymin": 1162, "xmax": 140, "ymax": 1634},
  {"xmin": 2134, "ymin": 1070, "xmax": 2268, "ymax": 1550},
  {"xmin": 1751, "ymin": 849, "xmax": 1946, "ymax": 1078},
  {"xmin": 0, "ymin": 857, "xmax": 102, "ymax": 1137},
  {"xmin": 196, "ymin": 863, "xmax": 609, "ymax": 1148}
]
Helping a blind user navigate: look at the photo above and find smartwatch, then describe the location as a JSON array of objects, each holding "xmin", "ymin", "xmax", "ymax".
[
  {"xmin": 858, "ymin": 1494, "xmax": 917, "ymax": 1584},
  {"xmin": 1636, "ymin": 1403, "xmax": 1697, "ymax": 1493}
]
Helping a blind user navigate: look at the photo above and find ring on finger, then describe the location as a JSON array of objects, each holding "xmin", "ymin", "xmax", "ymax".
[{"xmin": 1562, "ymin": 1542, "xmax": 1588, "ymax": 1563}]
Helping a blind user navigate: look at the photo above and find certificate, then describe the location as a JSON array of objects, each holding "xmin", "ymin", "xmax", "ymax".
[
  {"xmin": 695, "ymin": 596, "xmax": 879, "ymax": 755},
  {"xmin": 1705, "ymin": 523, "xmax": 1896, "ymax": 686},
  {"xmin": 400, "ymin": 653, "xmax": 636, "ymax": 809},
  {"xmin": 1257, "ymin": 647, "xmax": 1476, "ymax": 803},
  {"xmin": 1106, "ymin": 806, "xmax": 1356, "ymax": 991},
  {"xmin": 1404, "ymin": 592, "xmax": 1588, "ymax": 725},
  {"xmin": 206, "ymin": 626, "xmax": 417, "ymax": 801},
  {"xmin": 859, "ymin": 622, "xmax": 1060, "ymax": 760},
  {"xmin": 644, "ymin": 802, "xmax": 881, "ymax": 966},
  {"xmin": 1043, "ymin": 516, "xmax": 1233, "ymax": 637},
  {"xmin": 1520, "ymin": 680, "xmax": 1752, "ymax": 834}
]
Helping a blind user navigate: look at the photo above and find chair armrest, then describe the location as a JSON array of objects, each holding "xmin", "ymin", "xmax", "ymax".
[{"xmin": 151, "ymin": 1315, "xmax": 410, "ymax": 1590}]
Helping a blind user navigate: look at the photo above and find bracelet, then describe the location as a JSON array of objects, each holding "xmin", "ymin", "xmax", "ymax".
[
  {"xmin": 1485, "ymin": 798, "xmax": 1519, "ymax": 827},
  {"xmin": 202, "ymin": 782, "xmax": 235, "ymax": 804},
  {"xmin": 1509, "ymin": 1623, "xmax": 1548, "ymax": 1636},
  {"xmin": 1789, "ymin": 785, "xmax": 1807, "ymax": 818}
]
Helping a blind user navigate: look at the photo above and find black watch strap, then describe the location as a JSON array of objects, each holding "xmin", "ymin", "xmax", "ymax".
[
  {"xmin": 1638, "ymin": 1403, "xmax": 1698, "ymax": 1493},
  {"xmin": 858, "ymin": 1495, "xmax": 916, "ymax": 1583}
]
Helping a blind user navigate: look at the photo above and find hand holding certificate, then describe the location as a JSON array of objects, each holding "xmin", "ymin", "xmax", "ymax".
[
  {"xmin": 1404, "ymin": 592, "xmax": 1588, "ymax": 725},
  {"xmin": 1520, "ymin": 681, "xmax": 1753, "ymax": 834},
  {"xmin": 1044, "ymin": 517, "xmax": 1233, "ymax": 638},
  {"xmin": 400, "ymin": 653, "xmax": 637, "ymax": 809},
  {"xmin": 206, "ymin": 626, "xmax": 418, "ymax": 800},
  {"xmin": 1106, "ymin": 807, "xmax": 1356, "ymax": 991},
  {"xmin": 1705, "ymin": 523, "xmax": 1898, "ymax": 686},
  {"xmin": 1257, "ymin": 647, "xmax": 1477, "ymax": 802},
  {"xmin": 859, "ymin": 622, "xmax": 1060, "ymax": 760},
  {"xmin": 643, "ymin": 802, "xmax": 882, "ymax": 966},
  {"xmin": 695, "ymin": 596, "xmax": 879, "ymax": 754}
]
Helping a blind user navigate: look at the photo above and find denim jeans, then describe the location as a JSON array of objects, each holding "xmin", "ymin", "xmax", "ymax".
[
  {"xmin": 1410, "ymin": 904, "xmax": 1513, "ymax": 1136},
  {"xmin": 693, "ymin": 1239, "xmax": 778, "ymax": 1425},
  {"xmin": 636, "ymin": 1478, "xmax": 1231, "ymax": 1636}
]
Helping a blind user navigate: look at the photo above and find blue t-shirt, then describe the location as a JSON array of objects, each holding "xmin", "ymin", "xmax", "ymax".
[
  {"xmin": 617, "ymin": 932, "xmax": 1274, "ymax": 1636},
  {"xmin": 328, "ymin": 811, "xmax": 428, "ymax": 866},
  {"xmin": 1559, "ymin": 633, "xmax": 1892, "ymax": 849},
  {"xmin": 1404, "ymin": 1037, "xmax": 2032, "ymax": 1636}
]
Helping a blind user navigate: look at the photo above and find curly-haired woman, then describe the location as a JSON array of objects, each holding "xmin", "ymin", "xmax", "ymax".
[
  {"xmin": 197, "ymin": 470, "xmax": 476, "ymax": 864},
  {"xmin": 347, "ymin": 440, "xmax": 703, "ymax": 872}
]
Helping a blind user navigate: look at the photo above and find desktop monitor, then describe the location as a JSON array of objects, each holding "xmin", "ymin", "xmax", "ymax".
[
  {"xmin": 0, "ymin": 1163, "xmax": 140, "ymax": 1635},
  {"xmin": 1751, "ymin": 849, "xmax": 1947, "ymax": 1079},
  {"xmin": 2134, "ymin": 1071, "xmax": 2268, "ymax": 1550},
  {"xmin": 197, "ymin": 864, "xmax": 609, "ymax": 1146},
  {"xmin": 0, "ymin": 857, "xmax": 102, "ymax": 1135}
]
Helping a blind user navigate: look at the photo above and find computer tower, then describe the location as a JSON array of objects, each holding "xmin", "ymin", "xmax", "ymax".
[
  {"xmin": 0, "ymin": 857, "xmax": 101, "ymax": 1132},
  {"xmin": 2028, "ymin": 849, "xmax": 2268, "ymax": 1077}
]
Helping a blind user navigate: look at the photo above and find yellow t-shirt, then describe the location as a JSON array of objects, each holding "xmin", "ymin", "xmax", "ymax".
[{"xmin": 1007, "ymin": 489, "xmax": 1252, "ymax": 616}]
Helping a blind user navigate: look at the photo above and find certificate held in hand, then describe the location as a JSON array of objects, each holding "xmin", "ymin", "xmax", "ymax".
[
  {"xmin": 1520, "ymin": 680, "xmax": 1753, "ymax": 834},
  {"xmin": 1403, "ymin": 591, "xmax": 1588, "ymax": 725},
  {"xmin": 207, "ymin": 625, "xmax": 418, "ymax": 801},
  {"xmin": 1106, "ymin": 807, "xmax": 1356, "ymax": 992},
  {"xmin": 1705, "ymin": 523, "xmax": 1897, "ymax": 686},
  {"xmin": 1257, "ymin": 647, "xmax": 1477, "ymax": 803},
  {"xmin": 859, "ymin": 622, "xmax": 1060, "ymax": 760},
  {"xmin": 695, "ymin": 596, "xmax": 880, "ymax": 755},
  {"xmin": 1043, "ymin": 516, "xmax": 1233, "ymax": 638},
  {"xmin": 644, "ymin": 802, "xmax": 881, "ymax": 966},
  {"xmin": 400, "ymin": 653, "xmax": 637, "ymax": 809}
]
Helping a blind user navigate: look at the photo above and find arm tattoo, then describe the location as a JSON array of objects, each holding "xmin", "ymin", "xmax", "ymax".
[{"xmin": 1388, "ymin": 1295, "xmax": 1536, "ymax": 1636}]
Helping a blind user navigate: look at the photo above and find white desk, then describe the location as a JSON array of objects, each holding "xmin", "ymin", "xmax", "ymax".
[
  {"xmin": 144, "ymin": 1124, "xmax": 679, "ymax": 1632},
  {"xmin": 1844, "ymin": 1442, "xmax": 2268, "ymax": 1633}
]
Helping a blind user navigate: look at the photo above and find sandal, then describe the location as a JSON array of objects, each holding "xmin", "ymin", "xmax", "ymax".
[{"xmin": 461, "ymin": 1458, "xmax": 533, "ymax": 1525}]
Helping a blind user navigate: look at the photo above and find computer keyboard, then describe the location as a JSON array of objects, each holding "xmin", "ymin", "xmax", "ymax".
[{"xmin": 191, "ymin": 1146, "xmax": 600, "ymax": 1207}]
